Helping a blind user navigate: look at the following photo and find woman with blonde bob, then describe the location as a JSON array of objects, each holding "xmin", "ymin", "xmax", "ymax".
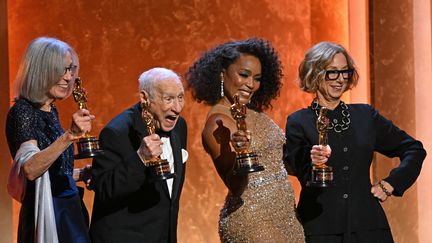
[
  {"xmin": 284, "ymin": 41, "xmax": 426, "ymax": 242},
  {"xmin": 6, "ymin": 37, "xmax": 93, "ymax": 243}
]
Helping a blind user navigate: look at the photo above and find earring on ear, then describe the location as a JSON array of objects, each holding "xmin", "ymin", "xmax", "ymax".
[
  {"xmin": 141, "ymin": 100, "xmax": 150, "ymax": 111},
  {"xmin": 221, "ymin": 79, "xmax": 224, "ymax": 97},
  {"xmin": 220, "ymin": 74, "xmax": 224, "ymax": 97}
]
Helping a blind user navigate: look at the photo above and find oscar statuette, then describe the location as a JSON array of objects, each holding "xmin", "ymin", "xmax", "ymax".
[
  {"xmin": 72, "ymin": 77, "xmax": 103, "ymax": 159},
  {"xmin": 140, "ymin": 100, "xmax": 176, "ymax": 180},
  {"xmin": 307, "ymin": 106, "xmax": 334, "ymax": 187},
  {"xmin": 230, "ymin": 94, "xmax": 264, "ymax": 175}
]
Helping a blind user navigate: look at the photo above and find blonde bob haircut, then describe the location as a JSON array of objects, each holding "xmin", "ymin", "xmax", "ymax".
[
  {"xmin": 14, "ymin": 37, "xmax": 79, "ymax": 105},
  {"xmin": 298, "ymin": 41, "xmax": 359, "ymax": 93}
]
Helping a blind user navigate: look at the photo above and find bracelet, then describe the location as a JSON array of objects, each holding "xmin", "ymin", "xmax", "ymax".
[{"xmin": 379, "ymin": 180, "xmax": 392, "ymax": 196}]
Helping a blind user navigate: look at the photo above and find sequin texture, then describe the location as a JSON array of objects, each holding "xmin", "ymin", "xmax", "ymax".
[
  {"xmin": 215, "ymin": 105, "xmax": 305, "ymax": 243},
  {"xmin": 6, "ymin": 99, "xmax": 75, "ymax": 189}
]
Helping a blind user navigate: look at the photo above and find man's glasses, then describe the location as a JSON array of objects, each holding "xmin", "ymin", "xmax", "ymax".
[
  {"xmin": 325, "ymin": 69, "xmax": 354, "ymax": 81},
  {"xmin": 64, "ymin": 64, "xmax": 78, "ymax": 75}
]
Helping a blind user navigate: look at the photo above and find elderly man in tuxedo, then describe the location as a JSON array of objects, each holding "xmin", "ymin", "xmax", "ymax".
[{"xmin": 90, "ymin": 67, "xmax": 188, "ymax": 243}]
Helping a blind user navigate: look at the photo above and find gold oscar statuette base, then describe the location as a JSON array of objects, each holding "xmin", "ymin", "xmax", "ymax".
[
  {"xmin": 307, "ymin": 165, "xmax": 334, "ymax": 187},
  {"xmin": 146, "ymin": 159, "xmax": 176, "ymax": 181},
  {"xmin": 146, "ymin": 158, "xmax": 176, "ymax": 181},
  {"xmin": 74, "ymin": 135, "xmax": 104, "ymax": 160},
  {"xmin": 233, "ymin": 152, "xmax": 264, "ymax": 175}
]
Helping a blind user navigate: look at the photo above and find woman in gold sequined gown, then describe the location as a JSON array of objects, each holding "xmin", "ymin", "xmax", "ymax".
[{"xmin": 186, "ymin": 38, "xmax": 305, "ymax": 242}]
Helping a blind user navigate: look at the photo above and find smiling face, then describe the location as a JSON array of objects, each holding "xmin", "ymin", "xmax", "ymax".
[
  {"xmin": 222, "ymin": 53, "xmax": 262, "ymax": 105},
  {"xmin": 47, "ymin": 51, "xmax": 75, "ymax": 101},
  {"xmin": 317, "ymin": 52, "xmax": 349, "ymax": 105},
  {"xmin": 141, "ymin": 78, "xmax": 185, "ymax": 132}
]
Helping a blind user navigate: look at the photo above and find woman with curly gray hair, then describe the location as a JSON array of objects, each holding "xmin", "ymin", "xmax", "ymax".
[{"xmin": 187, "ymin": 38, "xmax": 305, "ymax": 242}]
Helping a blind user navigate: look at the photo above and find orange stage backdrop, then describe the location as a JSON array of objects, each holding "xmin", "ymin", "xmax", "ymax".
[{"xmin": 1, "ymin": 0, "xmax": 430, "ymax": 242}]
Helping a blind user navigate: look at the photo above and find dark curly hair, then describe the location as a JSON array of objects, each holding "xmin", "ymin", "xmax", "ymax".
[{"xmin": 186, "ymin": 38, "xmax": 283, "ymax": 112}]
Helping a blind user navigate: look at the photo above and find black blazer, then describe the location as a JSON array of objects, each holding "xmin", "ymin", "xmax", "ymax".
[
  {"xmin": 90, "ymin": 103, "xmax": 187, "ymax": 243},
  {"xmin": 284, "ymin": 103, "xmax": 426, "ymax": 236}
]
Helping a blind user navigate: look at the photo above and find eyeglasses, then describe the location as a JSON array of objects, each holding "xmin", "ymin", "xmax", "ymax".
[
  {"xmin": 325, "ymin": 69, "xmax": 354, "ymax": 81},
  {"xmin": 64, "ymin": 64, "xmax": 78, "ymax": 75}
]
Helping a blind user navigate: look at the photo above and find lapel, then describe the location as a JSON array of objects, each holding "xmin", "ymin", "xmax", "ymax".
[
  {"xmin": 170, "ymin": 129, "xmax": 184, "ymax": 202},
  {"xmin": 132, "ymin": 103, "xmax": 147, "ymax": 142},
  {"xmin": 131, "ymin": 103, "xmax": 170, "ymax": 198}
]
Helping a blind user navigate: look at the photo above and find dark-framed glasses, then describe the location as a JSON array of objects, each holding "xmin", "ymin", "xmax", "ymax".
[
  {"xmin": 325, "ymin": 69, "xmax": 354, "ymax": 81},
  {"xmin": 64, "ymin": 64, "xmax": 78, "ymax": 75}
]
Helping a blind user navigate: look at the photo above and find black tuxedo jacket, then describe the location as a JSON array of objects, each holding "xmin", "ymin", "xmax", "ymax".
[{"xmin": 90, "ymin": 103, "xmax": 187, "ymax": 243}]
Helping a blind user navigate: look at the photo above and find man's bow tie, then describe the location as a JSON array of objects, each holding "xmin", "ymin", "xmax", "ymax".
[{"xmin": 157, "ymin": 131, "xmax": 170, "ymax": 138}]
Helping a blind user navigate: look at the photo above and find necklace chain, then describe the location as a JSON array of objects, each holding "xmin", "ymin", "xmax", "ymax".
[{"xmin": 311, "ymin": 99, "xmax": 350, "ymax": 133}]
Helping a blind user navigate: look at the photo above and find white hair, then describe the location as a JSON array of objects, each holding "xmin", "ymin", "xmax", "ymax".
[
  {"xmin": 138, "ymin": 67, "xmax": 181, "ymax": 98},
  {"xmin": 14, "ymin": 37, "xmax": 79, "ymax": 104}
]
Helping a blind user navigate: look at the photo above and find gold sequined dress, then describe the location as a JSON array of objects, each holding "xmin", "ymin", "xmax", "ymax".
[{"xmin": 209, "ymin": 105, "xmax": 305, "ymax": 243}]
